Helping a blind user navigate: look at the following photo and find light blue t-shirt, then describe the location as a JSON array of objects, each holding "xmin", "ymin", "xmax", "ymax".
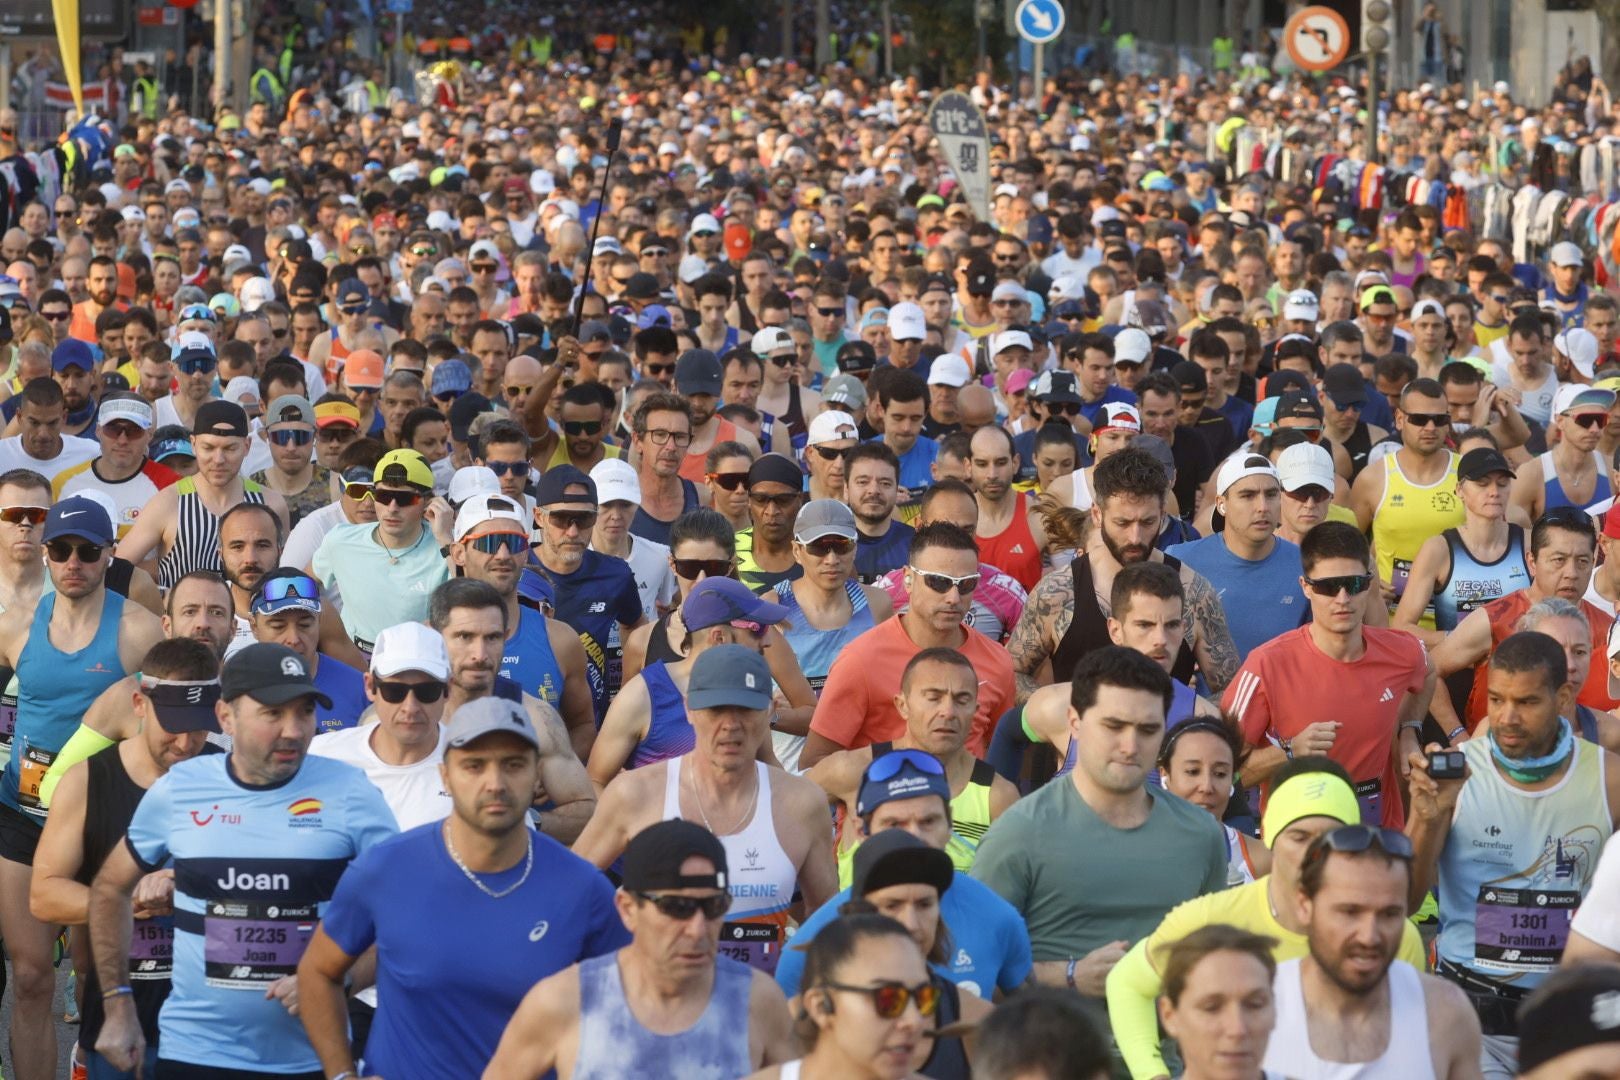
[
  {"xmin": 892, "ymin": 436, "xmax": 940, "ymax": 491},
  {"xmin": 126, "ymin": 752, "xmax": 398, "ymax": 1074},
  {"xmin": 310, "ymin": 523, "xmax": 451, "ymax": 649},
  {"xmin": 321, "ymin": 821, "xmax": 630, "ymax": 1079},
  {"xmin": 1165, "ymin": 534, "xmax": 1305, "ymax": 661},
  {"xmin": 775, "ymin": 872, "xmax": 1032, "ymax": 1000}
]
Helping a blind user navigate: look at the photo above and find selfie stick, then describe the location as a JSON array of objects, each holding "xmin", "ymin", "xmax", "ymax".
[{"xmin": 570, "ymin": 116, "xmax": 624, "ymax": 336}]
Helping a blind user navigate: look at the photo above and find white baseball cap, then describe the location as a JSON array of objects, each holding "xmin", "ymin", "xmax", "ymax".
[
  {"xmin": 807, "ymin": 409, "xmax": 859, "ymax": 447},
  {"xmin": 687, "ymin": 212, "xmax": 721, "ymax": 237},
  {"xmin": 239, "ymin": 276, "xmax": 276, "ymax": 313},
  {"xmin": 528, "ymin": 168, "xmax": 556, "ymax": 195},
  {"xmin": 590, "ymin": 458, "xmax": 641, "ymax": 505},
  {"xmin": 1550, "ymin": 241, "xmax": 1585, "ymax": 268},
  {"xmin": 98, "ymin": 395, "xmax": 154, "ymax": 430},
  {"xmin": 991, "ymin": 280, "xmax": 1027, "ymax": 304},
  {"xmin": 120, "ymin": 205, "xmax": 146, "ymax": 223},
  {"xmin": 888, "ymin": 302, "xmax": 927, "ymax": 342},
  {"xmin": 447, "ymin": 465, "xmax": 501, "ymax": 506},
  {"xmin": 1555, "ymin": 327, "xmax": 1602, "ymax": 380},
  {"xmin": 1050, "ymin": 274, "xmax": 1086, "ymax": 301},
  {"xmin": 369, "ymin": 621, "xmax": 450, "ymax": 681},
  {"xmin": 1282, "ymin": 289, "xmax": 1320, "ymax": 322},
  {"xmin": 1275, "ymin": 442, "xmax": 1335, "ymax": 493},
  {"xmin": 928, "ymin": 354, "xmax": 973, "ymax": 388},
  {"xmin": 1216, "ymin": 451, "xmax": 1280, "ymax": 495},
  {"xmin": 453, "ymin": 492, "xmax": 528, "ymax": 542},
  {"xmin": 678, "ymin": 254, "xmax": 709, "ymax": 284},
  {"xmin": 1410, "ymin": 298, "xmax": 1447, "ymax": 321},
  {"xmin": 1094, "ymin": 402, "xmax": 1141, "ymax": 433},
  {"xmin": 991, "ymin": 329, "xmax": 1034, "ymax": 356},
  {"xmin": 1113, "ymin": 327, "xmax": 1152, "ymax": 366},
  {"xmin": 751, "ymin": 326, "xmax": 795, "ymax": 356}
]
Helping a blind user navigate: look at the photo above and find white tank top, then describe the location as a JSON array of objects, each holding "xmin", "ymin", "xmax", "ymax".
[
  {"xmin": 662, "ymin": 756, "xmax": 798, "ymax": 973},
  {"xmin": 779, "ymin": 1062, "xmax": 802, "ymax": 1080},
  {"xmin": 1068, "ymin": 466, "xmax": 1095, "ymax": 511},
  {"xmin": 1263, "ymin": 958, "xmax": 1435, "ymax": 1080}
]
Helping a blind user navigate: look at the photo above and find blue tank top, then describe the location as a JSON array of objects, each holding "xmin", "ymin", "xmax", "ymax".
[
  {"xmin": 773, "ymin": 579, "xmax": 875, "ymax": 691},
  {"xmin": 628, "ymin": 662, "xmax": 695, "ymax": 769},
  {"xmin": 499, "ymin": 606, "xmax": 566, "ymax": 708},
  {"xmin": 1059, "ymin": 680, "xmax": 1198, "ymax": 779},
  {"xmin": 1541, "ymin": 449, "xmax": 1613, "ymax": 513},
  {"xmin": 5, "ymin": 589, "xmax": 127, "ymax": 819},
  {"xmin": 572, "ymin": 952, "xmax": 754, "ymax": 1080},
  {"xmin": 630, "ymin": 479, "xmax": 700, "ymax": 546},
  {"xmin": 1431, "ymin": 525, "xmax": 1532, "ymax": 632}
]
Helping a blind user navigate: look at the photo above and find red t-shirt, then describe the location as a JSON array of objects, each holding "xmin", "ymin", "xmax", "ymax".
[
  {"xmin": 1224, "ymin": 625, "xmax": 1427, "ymax": 828},
  {"xmin": 1464, "ymin": 590, "xmax": 1617, "ymax": 724},
  {"xmin": 809, "ymin": 615, "xmax": 1015, "ymax": 757}
]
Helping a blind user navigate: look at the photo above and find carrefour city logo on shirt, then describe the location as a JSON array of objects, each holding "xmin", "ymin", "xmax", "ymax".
[{"xmin": 287, "ymin": 797, "xmax": 323, "ymax": 827}]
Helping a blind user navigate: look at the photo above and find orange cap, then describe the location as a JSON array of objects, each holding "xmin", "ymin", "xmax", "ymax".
[{"xmin": 343, "ymin": 349, "xmax": 385, "ymax": 390}]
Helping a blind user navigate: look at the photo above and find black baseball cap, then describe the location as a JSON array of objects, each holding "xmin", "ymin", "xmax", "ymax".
[
  {"xmin": 674, "ymin": 349, "xmax": 724, "ymax": 397},
  {"xmin": 1261, "ymin": 368, "xmax": 1315, "ymax": 400},
  {"xmin": 448, "ymin": 392, "xmax": 493, "ymax": 442},
  {"xmin": 852, "ymin": 829, "xmax": 954, "ymax": 899},
  {"xmin": 193, "ymin": 400, "xmax": 250, "ymax": 438},
  {"xmin": 964, "ymin": 262, "xmax": 995, "ymax": 298},
  {"xmin": 1321, "ymin": 363, "xmax": 1368, "ymax": 407},
  {"xmin": 1457, "ymin": 446, "xmax": 1516, "ymax": 483},
  {"xmin": 220, "ymin": 643, "xmax": 333, "ymax": 709},
  {"xmin": 837, "ymin": 340, "xmax": 877, "ymax": 374},
  {"xmin": 621, "ymin": 820, "xmax": 729, "ymax": 891},
  {"xmin": 1170, "ymin": 360, "xmax": 1207, "ymax": 394},
  {"xmin": 623, "ymin": 272, "xmax": 661, "ymax": 300},
  {"xmin": 535, "ymin": 464, "xmax": 597, "ymax": 507},
  {"xmin": 1275, "ymin": 388, "xmax": 1324, "ymax": 423}
]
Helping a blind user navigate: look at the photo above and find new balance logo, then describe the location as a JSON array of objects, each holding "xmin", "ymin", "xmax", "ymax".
[
  {"xmin": 589, "ymin": 602, "xmax": 607, "ymax": 613},
  {"xmin": 230, "ymin": 965, "xmax": 253, "ymax": 979},
  {"xmin": 1379, "ymin": 688, "xmax": 1394, "ymax": 703}
]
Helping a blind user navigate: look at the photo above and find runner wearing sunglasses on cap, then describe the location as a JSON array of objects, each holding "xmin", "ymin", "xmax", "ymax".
[
  {"xmin": 1261, "ymin": 825, "xmax": 1480, "ymax": 1079},
  {"xmin": 55, "ymin": 393, "xmax": 177, "ymax": 540},
  {"xmin": 486, "ymin": 819, "xmax": 796, "ymax": 1079},
  {"xmin": 1511, "ymin": 384, "xmax": 1617, "ymax": 520},
  {"xmin": 241, "ymin": 567, "xmax": 368, "ymax": 732}
]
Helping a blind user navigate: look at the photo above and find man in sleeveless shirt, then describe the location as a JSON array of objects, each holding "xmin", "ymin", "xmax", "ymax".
[
  {"xmin": 628, "ymin": 391, "xmax": 711, "ymax": 546},
  {"xmin": 1261, "ymin": 826, "xmax": 1480, "ymax": 1079},
  {"xmin": 1005, "ymin": 448, "xmax": 1238, "ymax": 704},
  {"xmin": 118, "ymin": 400, "xmax": 290, "ymax": 591},
  {"xmin": 484, "ymin": 820, "xmax": 797, "ymax": 1079},
  {"xmin": 969, "ymin": 425, "xmax": 1048, "ymax": 591},
  {"xmin": 575, "ymin": 645, "xmax": 839, "ymax": 975},
  {"xmin": 1349, "ymin": 377, "xmax": 1464, "ymax": 619},
  {"xmin": 297, "ymin": 697, "xmax": 629, "ymax": 1080},
  {"xmin": 1511, "ymin": 385, "xmax": 1616, "ymax": 519},
  {"xmin": 808, "ymin": 648, "xmax": 1019, "ymax": 878},
  {"xmin": 30, "ymin": 638, "xmax": 219, "ymax": 1079},
  {"xmin": 1409, "ymin": 631, "xmax": 1620, "ymax": 1077},
  {"xmin": 0, "ymin": 496, "xmax": 163, "ymax": 1080}
]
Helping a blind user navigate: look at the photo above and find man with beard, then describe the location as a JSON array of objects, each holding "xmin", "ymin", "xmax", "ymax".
[
  {"xmin": 1005, "ymin": 448, "xmax": 1238, "ymax": 704},
  {"xmin": 629, "ymin": 392, "xmax": 710, "ymax": 546},
  {"xmin": 1407, "ymin": 630, "xmax": 1620, "ymax": 1078},
  {"xmin": 677, "ymin": 350, "xmax": 761, "ymax": 483},
  {"xmin": 845, "ymin": 442, "xmax": 913, "ymax": 584},
  {"xmin": 425, "ymin": 578, "xmax": 596, "ymax": 841},
  {"xmin": 969, "ymin": 425, "xmax": 1048, "ymax": 592},
  {"xmin": 68, "ymin": 256, "xmax": 125, "ymax": 344},
  {"xmin": 1261, "ymin": 825, "xmax": 1479, "ymax": 1079}
]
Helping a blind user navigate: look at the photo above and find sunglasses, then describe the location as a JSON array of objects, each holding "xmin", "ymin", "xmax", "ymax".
[
  {"xmin": 811, "ymin": 445, "xmax": 846, "ymax": 461},
  {"xmin": 749, "ymin": 491, "xmax": 801, "ymax": 509},
  {"xmin": 1046, "ymin": 401, "xmax": 1082, "ymax": 417},
  {"xmin": 816, "ymin": 306, "xmax": 845, "ymax": 318},
  {"xmin": 1302, "ymin": 573, "xmax": 1374, "ymax": 597},
  {"xmin": 46, "ymin": 540, "xmax": 105, "ymax": 563},
  {"xmin": 372, "ymin": 488, "xmax": 424, "ymax": 507},
  {"xmin": 0, "ymin": 506, "xmax": 48, "ymax": 526},
  {"xmin": 692, "ymin": 230, "xmax": 718, "ymax": 239},
  {"xmin": 409, "ymin": 245, "xmax": 438, "ymax": 257},
  {"xmin": 823, "ymin": 980, "xmax": 941, "ymax": 1019},
  {"xmin": 1284, "ymin": 486, "xmax": 1332, "ymax": 505},
  {"xmin": 563, "ymin": 419, "xmax": 603, "ymax": 436},
  {"xmin": 268, "ymin": 428, "xmax": 314, "ymax": 447},
  {"xmin": 1302, "ymin": 824, "xmax": 1415, "ymax": 869},
  {"xmin": 40, "ymin": 310, "xmax": 70, "ymax": 322},
  {"xmin": 343, "ymin": 481, "xmax": 375, "ymax": 501},
  {"xmin": 434, "ymin": 390, "xmax": 466, "ymax": 405},
  {"xmin": 178, "ymin": 357, "xmax": 217, "ymax": 376},
  {"xmin": 643, "ymin": 362, "xmax": 675, "ymax": 377},
  {"xmin": 801, "ymin": 535, "xmax": 854, "ymax": 558},
  {"xmin": 908, "ymin": 566, "xmax": 980, "ymax": 596},
  {"xmin": 484, "ymin": 460, "xmax": 529, "ymax": 478},
  {"xmin": 1488, "ymin": 294, "xmax": 1510, "ymax": 305},
  {"xmin": 103, "ymin": 421, "xmax": 145, "ymax": 440},
  {"xmin": 704, "ymin": 472, "xmax": 750, "ymax": 492},
  {"xmin": 633, "ymin": 891, "xmax": 731, "ymax": 921},
  {"xmin": 259, "ymin": 574, "xmax": 320, "ymax": 605},
  {"xmin": 1403, "ymin": 412, "xmax": 1449, "ymax": 428},
  {"xmin": 673, "ymin": 557, "xmax": 732, "ymax": 579},
  {"xmin": 374, "ymin": 679, "xmax": 447, "ymax": 704},
  {"xmin": 1571, "ymin": 412, "xmax": 1610, "ymax": 430},
  {"xmin": 340, "ymin": 302, "xmax": 369, "ymax": 315},
  {"xmin": 546, "ymin": 510, "xmax": 597, "ymax": 531},
  {"xmin": 768, "ymin": 354, "xmax": 795, "ymax": 368},
  {"xmin": 469, "ymin": 531, "xmax": 530, "ymax": 556},
  {"xmin": 641, "ymin": 247, "xmax": 668, "ymax": 257}
]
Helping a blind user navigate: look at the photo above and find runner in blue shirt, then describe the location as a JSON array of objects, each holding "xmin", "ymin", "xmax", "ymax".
[
  {"xmin": 297, "ymin": 696, "xmax": 629, "ymax": 1080},
  {"xmin": 89, "ymin": 642, "xmax": 398, "ymax": 1078},
  {"xmin": 245, "ymin": 568, "xmax": 370, "ymax": 731}
]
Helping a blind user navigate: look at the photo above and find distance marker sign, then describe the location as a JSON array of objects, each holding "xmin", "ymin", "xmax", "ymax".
[{"xmin": 1284, "ymin": 5, "xmax": 1351, "ymax": 72}]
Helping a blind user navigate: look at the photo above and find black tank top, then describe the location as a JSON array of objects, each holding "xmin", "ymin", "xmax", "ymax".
[
  {"xmin": 1052, "ymin": 552, "xmax": 1196, "ymax": 685},
  {"xmin": 1341, "ymin": 421, "xmax": 1374, "ymax": 479},
  {"xmin": 781, "ymin": 382, "xmax": 808, "ymax": 441},
  {"xmin": 78, "ymin": 746, "xmax": 171, "ymax": 1049},
  {"xmin": 106, "ymin": 556, "xmax": 134, "ymax": 599},
  {"xmin": 645, "ymin": 612, "xmax": 685, "ymax": 667},
  {"xmin": 630, "ymin": 479, "xmax": 701, "ymax": 547},
  {"xmin": 919, "ymin": 972, "xmax": 970, "ymax": 1079}
]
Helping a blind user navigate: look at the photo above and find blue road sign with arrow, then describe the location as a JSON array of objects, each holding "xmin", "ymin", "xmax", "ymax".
[{"xmin": 1014, "ymin": 0, "xmax": 1065, "ymax": 45}]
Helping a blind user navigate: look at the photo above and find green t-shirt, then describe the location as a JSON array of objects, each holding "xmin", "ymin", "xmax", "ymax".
[
  {"xmin": 970, "ymin": 778, "xmax": 1227, "ymax": 962},
  {"xmin": 310, "ymin": 522, "xmax": 450, "ymax": 648}
]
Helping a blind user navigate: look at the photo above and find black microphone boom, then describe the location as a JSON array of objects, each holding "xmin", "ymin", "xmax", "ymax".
[{"xmin": 570, "ymin": 116, "xmax": 624, "ymax": 336}]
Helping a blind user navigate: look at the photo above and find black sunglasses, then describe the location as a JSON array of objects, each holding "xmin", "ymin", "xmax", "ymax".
[
  {"xmin": 633, "ymin": 891, "xmax": 731, "ymax": 921},
  {"xmin": 673, "ymin": 557, "xmax": 732, "ymax": 579},
  {"xmin": 46, "ymin": 540, "xmax": 105, "ymax": 563},
  {"xmin": 1302, "ymin": 573, "xmax": 1373, "ymax": 597},
  {"xmin": 372, "ymin": 488, "xmax": 424, "ymax": 507},
  {"xmin": 374, "ymin": 680, "xmax": 447, "ymax": 704}
]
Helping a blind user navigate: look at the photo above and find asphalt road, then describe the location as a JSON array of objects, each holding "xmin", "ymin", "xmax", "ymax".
[{"xmin": 0, "ymin": 967, "xmax": 82, "ymax": 1078}]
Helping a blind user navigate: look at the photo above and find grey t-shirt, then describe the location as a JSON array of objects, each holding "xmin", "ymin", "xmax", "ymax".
[{"xmin": 971, "ymin": 778, "xmax": 1227, "ymax": 962}]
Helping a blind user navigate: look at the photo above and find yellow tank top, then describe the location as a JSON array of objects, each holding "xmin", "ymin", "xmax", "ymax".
[
  {"xmin": 834, "ymin": 757, "xmax": 997, "ymax": 888},
  {"xmin": 1373, "ymin": 449, "xmax": 1463, "ymax": 627}
]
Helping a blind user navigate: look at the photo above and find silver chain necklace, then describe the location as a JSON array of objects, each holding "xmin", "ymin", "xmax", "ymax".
[
  {"xmin": 443, "ymin": 823, "xmax": 533, "ymax": 899},
  {"xmin": 689, "ymin": 761, "xmax": 759, "ymax": 836}
]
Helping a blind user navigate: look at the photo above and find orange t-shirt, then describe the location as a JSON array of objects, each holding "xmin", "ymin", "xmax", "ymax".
[
  {"xmin": 1464, "ymin": 590, "xmax": 1617, "ymax": 723},
  {"xmin": 1224, "ymin": 625, "xmax": 1427, "ymax": 829},
  {"xmin": 809, "ymin": 615, "xmax": 1015, "ymax": 757}
]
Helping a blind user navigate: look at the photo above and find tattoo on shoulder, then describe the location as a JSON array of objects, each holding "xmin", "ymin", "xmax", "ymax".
[
  {"xmin": 1006, "ymin": 570, "xmax": 1074, "ymax": 675},
  {"xmin": 1184, "ymin": 570, "xmax": 1239, "ymax": 693}
]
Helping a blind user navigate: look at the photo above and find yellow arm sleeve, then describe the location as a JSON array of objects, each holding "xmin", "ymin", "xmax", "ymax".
[
  {"xmin": 1105, "ymin": 937, "xmax": 1170, "ymax": 1080},
  {"xmin": 38, "ymin": 727, "xmax": 115, "ymax": 808}
]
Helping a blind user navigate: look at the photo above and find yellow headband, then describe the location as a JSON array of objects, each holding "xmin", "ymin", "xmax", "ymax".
[{"xmin": 1261, "ymin": 770, "xmax": 1361, "ymax": 847}]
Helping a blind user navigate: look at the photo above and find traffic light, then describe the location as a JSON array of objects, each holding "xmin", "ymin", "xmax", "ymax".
[{"xmin": 1361, "ymin": 0, "xmax": 1392, "ymax": 55}]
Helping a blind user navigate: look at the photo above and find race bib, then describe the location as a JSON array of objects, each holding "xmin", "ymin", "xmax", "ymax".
[
  {"xmin": 1473, "ymin": 886, "xmax": 1579, "ymax": 974},
  {"xmin": 1390, "ymin": 558, "xmax": 1412, "ymax": 598},
  {"xmin": 718, "ymin": 919, "xmax": 782, "ymax": 973},
  {"xmin": 203, "ymin": 901, "xmax": 316, "ymax": 988},
  {"xmin": 16, "ymin": 742, "xmax": 57, "ymax": 815},
  {"xmin": 1353, "ymin": 777, "xmax": 1382, "ymax": 824},
  {"xmin": 130, "ymin": 918, "xmax": 175, "ymax": 981},
  {"xmin": 0, "ymin": 692, "xmax": 15, "ymax": 749}
]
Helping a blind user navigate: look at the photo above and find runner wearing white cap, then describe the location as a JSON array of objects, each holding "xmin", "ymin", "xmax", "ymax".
[{"xmin": 1510, "ymin": 385, "xmax": 1616, "ymax": 519}]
